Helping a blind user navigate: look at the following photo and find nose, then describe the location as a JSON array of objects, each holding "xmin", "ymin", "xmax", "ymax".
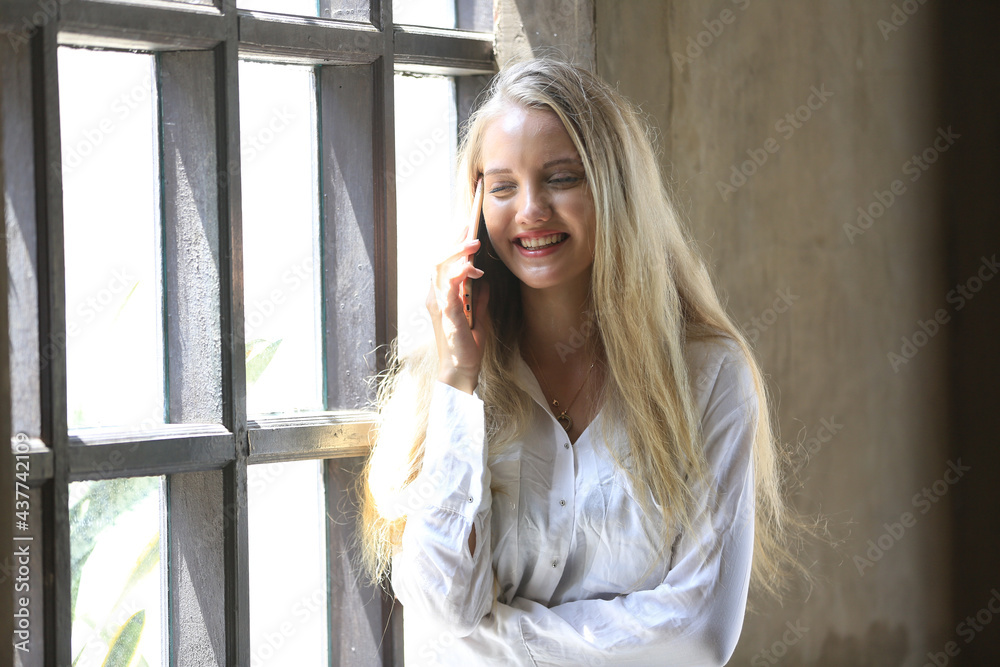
[{"xmin": 515, "ymin": 183, "xmax": 551, "ymax": 225}]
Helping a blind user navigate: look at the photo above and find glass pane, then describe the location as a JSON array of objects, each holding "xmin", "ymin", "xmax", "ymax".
[
  {"xmin": 59, "ymin": 48, "xmax": 165, "ymax": 431},
  {"xmin": 70, "ymin": 476, "xmax": 163, "ymax": 666},
  {"xmin": 248, "ymin": 460, "xmax": 329, "ymax": 665},
  {"xmin": 456, "ymin": 0, "xmax": 492, "ymax": 31},
  {"xmin": 394, "ymin": 74, "xmax": 457, "ymax": 356},
  {"xmin": 240, "ymin": 61, "xmax": 324, "ymax": 415},
  {"xmin": 393, "ymin": 0, "xmax": 454, "ymax": 28}
]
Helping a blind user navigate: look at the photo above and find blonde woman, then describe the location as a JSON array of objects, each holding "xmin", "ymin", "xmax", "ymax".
[{"xmin": 361, "ymin": 58, "xmax": 794, "ymax": 666}]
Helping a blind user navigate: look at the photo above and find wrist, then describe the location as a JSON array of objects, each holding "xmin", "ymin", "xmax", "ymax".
[{"xmin": 438, "ymin": 368, "xmax": 478, "ymax": 395}]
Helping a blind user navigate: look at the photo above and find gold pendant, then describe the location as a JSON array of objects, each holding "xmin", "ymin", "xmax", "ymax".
[
  {"xmin": 556, "ymin": 411, "xmax": 573, "ymax": 432},
  {"xmin": 551, "ymin": 399, "xmax": 572, "ymax": 431}
]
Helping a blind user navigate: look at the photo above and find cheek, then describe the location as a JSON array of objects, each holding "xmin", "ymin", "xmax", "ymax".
[{"xmin": 482, "ymin": 203, "xmax": 507, "ymax": 246}]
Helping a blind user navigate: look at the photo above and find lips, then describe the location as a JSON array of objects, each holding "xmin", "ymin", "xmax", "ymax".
[{"xmin": 516, "ymin": 233, "xmax": 568, "ymax": 250}]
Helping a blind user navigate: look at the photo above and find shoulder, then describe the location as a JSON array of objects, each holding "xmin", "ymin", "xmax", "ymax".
[
  {"xmin": 685, "ymin": 336, "xmax": 759, "ymax": 488},
  {"xmin": 684, "ymin": 335, "xmax": 758, "ymax": 427}
]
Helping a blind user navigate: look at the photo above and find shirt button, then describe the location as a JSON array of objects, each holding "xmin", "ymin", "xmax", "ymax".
[
  {"xmin": 564, "ymin": 443, "xmax": 570, "ymax": 449},
  {"xmin": 468, "ymin": 496, "xmax": 474, "ymax": 503},
  {"xmin": 559, "ymin": 499, "xmax": 566, "ymax": 506},
  {"xmin": 551, "ymin": 560, "xmax": 558, "ymax": 568}
]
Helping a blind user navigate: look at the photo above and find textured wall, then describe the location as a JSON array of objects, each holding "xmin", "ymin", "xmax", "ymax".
[
  {"xmin": 494, "ymin": 0, "xmax": 596, "ymax": 70},
  {"xmin": 597, "ymin": 1, "xmax": 962, "ymax": 665}
]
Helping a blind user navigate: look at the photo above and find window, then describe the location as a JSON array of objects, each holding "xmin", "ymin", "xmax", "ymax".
[{"xmin": 1, "ymin": 0, "xmax": 493, "ymax": 663}]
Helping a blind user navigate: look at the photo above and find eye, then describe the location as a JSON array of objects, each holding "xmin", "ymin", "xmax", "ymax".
[
  {"xmin": 550, "ymin": 174, "xmax": 582, "ymax": 186},
  {"xmin": 488, "ymin": 182, "xmax": 515, "ymax": 195}
]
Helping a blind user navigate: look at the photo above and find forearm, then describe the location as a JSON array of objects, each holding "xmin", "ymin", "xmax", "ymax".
[{"xmin": 390, "ymin": 381, "xmax": 494, "ymax": 634}]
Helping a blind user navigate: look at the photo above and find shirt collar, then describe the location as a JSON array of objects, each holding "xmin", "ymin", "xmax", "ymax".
[{"xmin": 513, "ymin": 352, "xmax": 550, "ymax": 411}]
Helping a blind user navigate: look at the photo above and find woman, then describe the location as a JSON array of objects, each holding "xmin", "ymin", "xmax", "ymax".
[{"xmin": 361, "ymin": 59, "xmax": 795, "ymax": 666}]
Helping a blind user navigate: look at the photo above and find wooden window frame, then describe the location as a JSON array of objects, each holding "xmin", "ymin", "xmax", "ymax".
[{"xmin": 0, "ymin": 0, "xmax": 494, "ymax": 664}]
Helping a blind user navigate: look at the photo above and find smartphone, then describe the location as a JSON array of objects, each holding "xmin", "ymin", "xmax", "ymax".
[{"xmin": 461, "ymin": 179, "xmax": 485, "ymax": 329}]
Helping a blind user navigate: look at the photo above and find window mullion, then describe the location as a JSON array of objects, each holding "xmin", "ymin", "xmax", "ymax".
[
  {"xmin": 32, "ymin": 18, "xmax": 74, "ymax": 667},
  {"xmin": 1, "ymin": 29, "xmax": 53, "ymax": 661},
  {"xmin": 156, "ymin": 46, "xmax": 234, "ymax": 667},
  {"xmin": 318, "ymin": 63, "xmax": 378, "ymax": 411},
  {"xmin": 159, "ymin": 49, "xmax": 225, "ymax": 427},
  {"xmin": 324, "ymin": 456, "xmax": 395, "ymax": 666},
  {"xmin": 216, "ymin": 5, "xmax": 252, "ymax": 663},
  {"xmin": 456, "ymin": 73, "xmax": 491, "ymax": 143},
  {"xmin": 376, "ymin": 0, "xmax": 396, "ymax": 376},
  {"xmin": 379, "ymin": 4, "xmax": 404, "ymax": 663}
]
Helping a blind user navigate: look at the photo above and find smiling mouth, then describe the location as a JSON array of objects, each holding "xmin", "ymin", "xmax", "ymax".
[{"xmin": 517, "ymin": 233, "xmax": 568, "ymax": 250}]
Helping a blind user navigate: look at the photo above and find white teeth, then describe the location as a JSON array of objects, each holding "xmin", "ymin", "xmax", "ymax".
[{"xmin": 520, "ymin": 233, "xmax": 567, "ymax": 249}]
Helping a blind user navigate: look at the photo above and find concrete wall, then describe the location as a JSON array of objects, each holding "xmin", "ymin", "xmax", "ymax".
[
  {"xmin": 495, "ymin": 0, "xmax": 999, "ymax": 663},
  {"xmin": 596, "ymin": 1, "xmax": 969, "ymax": 664},
  {"xmin": 494, "ymin": 0, "xmax": 596, "ymax": 70}
]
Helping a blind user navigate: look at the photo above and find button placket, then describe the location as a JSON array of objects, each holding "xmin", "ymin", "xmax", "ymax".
[{"xmin": 547, "ymin": 432, "xmax": 575, "ymax": 583}]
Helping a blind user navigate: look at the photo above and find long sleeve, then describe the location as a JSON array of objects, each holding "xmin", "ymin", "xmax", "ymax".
[
  {"xmin": 390, "ymin": 381, "xmax": 496, "ymax": 636},
  {"xmin": 451, "ymin": 344, "xmax": 756, "ymax": 666},
  {"xmin": 395, "ymin": 341, "xmax": 757, "ymax": 666}
]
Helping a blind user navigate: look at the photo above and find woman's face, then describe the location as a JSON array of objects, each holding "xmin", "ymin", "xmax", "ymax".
[{"xmin": 480, "ymin": 105, "xmax": 597, "ymax": 295}]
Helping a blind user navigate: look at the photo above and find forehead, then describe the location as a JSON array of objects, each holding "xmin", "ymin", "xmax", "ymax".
[{"xmin": 481, "ymin": 105, "xmax": 579, "ymax": 160}]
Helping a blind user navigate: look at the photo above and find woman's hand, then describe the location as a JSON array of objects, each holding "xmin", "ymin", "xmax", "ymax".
[{"xmin": 427, "ymin": 235, "xmax": 490, "ymax": 394}]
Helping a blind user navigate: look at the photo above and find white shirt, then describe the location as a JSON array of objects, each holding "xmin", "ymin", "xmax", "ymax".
[{"xmin": 391, "ymin": 338, "xmax": 756, "ymax": 666}]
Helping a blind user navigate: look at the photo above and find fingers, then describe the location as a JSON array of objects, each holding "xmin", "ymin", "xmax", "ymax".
[
  {"xmin": 426, "ymin": 237, "xmax": 489, "ymax": 394},
  {"xmin": 436, "ymin": 238, "xmax": 481, "ymax": 275},
  {"xmin": 432, "ymin": 238, "xmax": 482, "ymax": 301},
  {"xmin": 429, "ymin": 269, "xmax": 483, "ymax": 327}
]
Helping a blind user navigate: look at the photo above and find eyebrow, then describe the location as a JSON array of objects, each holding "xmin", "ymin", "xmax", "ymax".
[{"xmin": 483, "ymin": 157, "xmax": 583, "ymax": 176}]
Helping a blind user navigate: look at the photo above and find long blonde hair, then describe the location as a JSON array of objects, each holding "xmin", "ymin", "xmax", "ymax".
[{"xmin": 360, "ymin": 58, "xmax": 799, "ymax": 601}]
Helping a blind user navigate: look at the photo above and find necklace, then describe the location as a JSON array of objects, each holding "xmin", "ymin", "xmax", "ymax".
[{"xmin": 526, "ymin": 348, "xmax": 595, "ymax": 432}]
